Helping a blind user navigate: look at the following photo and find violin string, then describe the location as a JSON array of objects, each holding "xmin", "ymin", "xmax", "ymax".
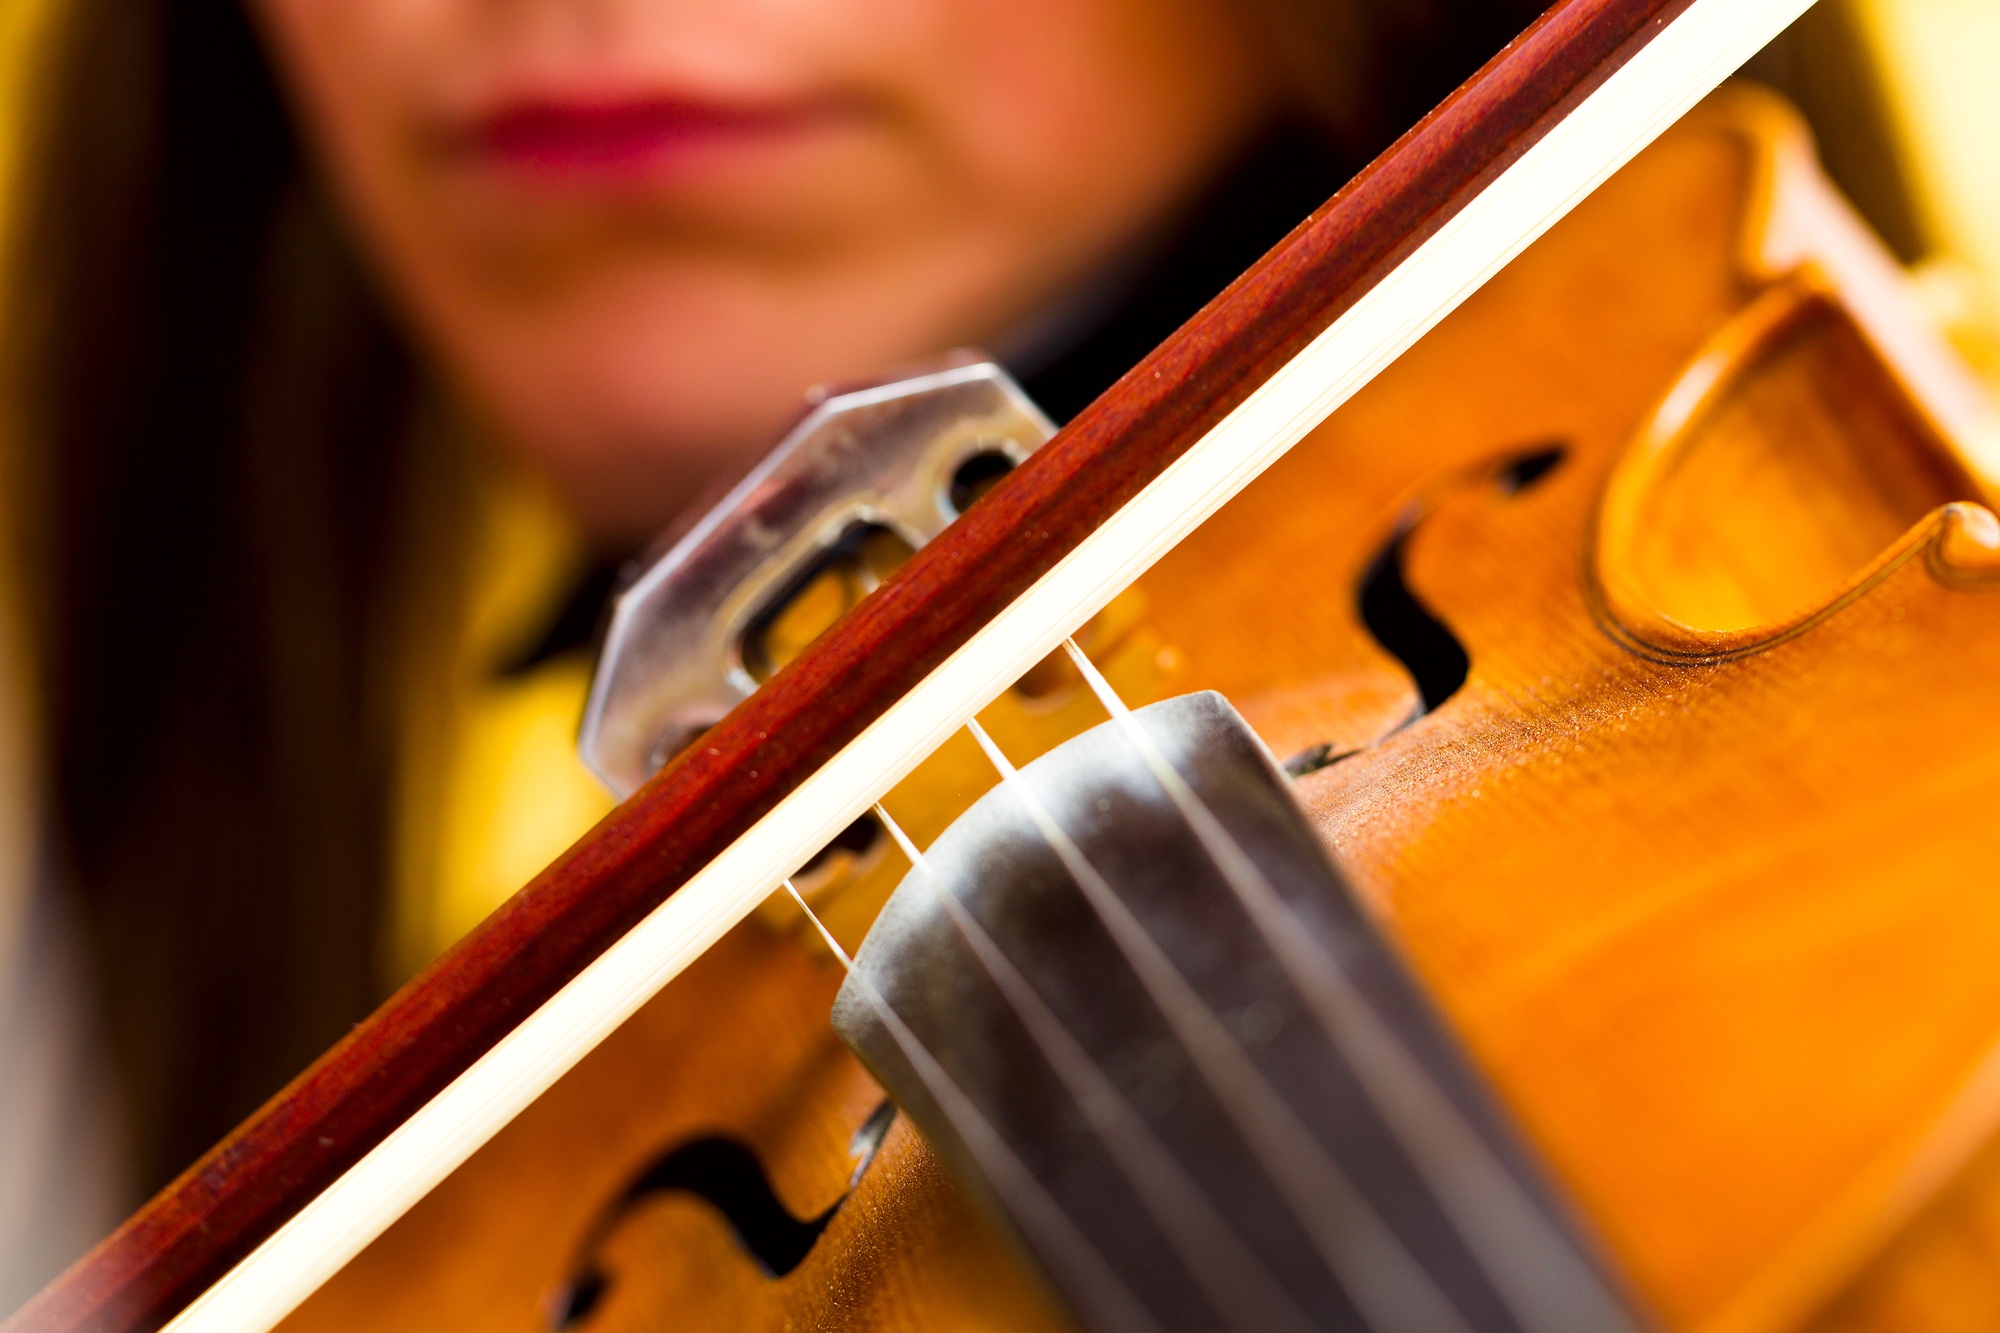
[
  {"xmin": 869, "ymin": 802, "xmax": 1320, "ymax": 1333},
  {"xmin": 780, "ymin": 879, "xmax": 1166, "ymax": 1333},
  {"xmin": 963, "ymin": 717, "xmax": 1472, "ymax": 1333},
  {"xmin": 1058, "ymin": 639, "xmax": 1638, "ymax": 1333}
]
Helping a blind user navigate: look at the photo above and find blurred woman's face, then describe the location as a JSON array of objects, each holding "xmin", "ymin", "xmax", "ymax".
[{"xmin": 251, "ymin": 0, "xmax": 1277, "ymax": 542}]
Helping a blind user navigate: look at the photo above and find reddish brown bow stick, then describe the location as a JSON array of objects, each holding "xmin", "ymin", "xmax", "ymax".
[{"xmin": 11, "ymin": 2, "xmax": 1743, "ymax": 1328}]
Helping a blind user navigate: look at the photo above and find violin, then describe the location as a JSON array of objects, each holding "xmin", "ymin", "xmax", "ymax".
[
  {"xmin": 27, "ymin": 1, "xmax": 2000, "ymax": 1330},
  {"xmin": 259, "ymin": 80, "xmax": 2000, "ymax": 1332}
]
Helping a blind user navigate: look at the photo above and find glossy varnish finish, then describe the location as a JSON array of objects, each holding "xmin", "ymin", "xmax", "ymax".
[
  {"xmin": 8, "ymin": 3, "xmax": 1705, "ymax": 1329},
  {"xmin": 1096, "ymin": 86, "xmax": 2000, "ymax": 1328},
  {"xmin": 276, "ymin": 640, "xmax": 1173, "ymax": 1332},
  {"xmin": 283, "ymin": 926, "xmax": 1072, "ymax": 1333},
  {"xmin": 274, "ymin": 88, "xmax": 2000, "ymax": 1331},
  {"xmin": 1157, "ymin": 93, "xmax": 2000, "ymax": 1330}
]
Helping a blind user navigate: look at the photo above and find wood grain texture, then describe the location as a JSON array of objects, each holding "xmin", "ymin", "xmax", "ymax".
[
  {"xmin": 1307, "ymin": 351, "xmax": 2000, "ymax": 1326},
  {"xmin": 1027, "ymin": 86, "xmax": 2000, "ymax": 1328},
  {"xmin": 7, "ymin": 3, "xmax": 1696, "ymax": 1330},
  {"xmin": 1811, "ymin": 1119, "xmax": 2000, "ymax": 1333},
  {"xmin": 265, "ymin": 87, "xmax": 1759, "ymax": 1333},
  {"xmin": 271, "ymin": 616, "xmax": 1179, "ymax": 1331},
  {"xmin": 278, "ymin": 923, "xmax": 1071, "ymax": 1333},
  {"xmin": 261, "ymin": 86, "xmax": 2000, "ymax": 1331},
  {"xmin": 1188, "ymin": 92, "xmax": 2000, "ymax": 1328}
]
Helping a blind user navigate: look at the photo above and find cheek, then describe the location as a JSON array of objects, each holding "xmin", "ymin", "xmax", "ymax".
[
  {"xmin": 905, "ymin": 0, "xmax": 1269, "ymax": 224},
  {"xmin": 247, "ymin": 0, "xmax": 1271, "ymax": 489},
  {"xmin": 254, "ymin": 0, "xmax": 416, "ymax": 149},
  {"xmin": 251, "ymin": 0, "xmax": 471, "ymax": 280}
]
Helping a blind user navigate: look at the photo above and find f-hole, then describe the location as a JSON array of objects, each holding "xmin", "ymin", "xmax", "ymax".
[
  {"xmin": 1356, "ymin": 529, "xmax": 1469, "ymax": 716},
  {"xmin": 548, "ymin": 1101, "xmax": 898, "ymax": 1328},
  {"xmin": 1288, "ymin": 443, "xmax": 1567, "ymax": 778},
  {"xmin": 1355, "ymin": 443, "xmax": 1566, "ymax": 718}
]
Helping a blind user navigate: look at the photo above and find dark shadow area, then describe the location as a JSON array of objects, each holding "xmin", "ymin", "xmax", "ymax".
[{"xmin": 549, "ymin": 1101, "xmax": 896, "ymax": 1328}]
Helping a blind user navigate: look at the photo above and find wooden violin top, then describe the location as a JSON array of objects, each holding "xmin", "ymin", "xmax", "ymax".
[
  {"xmin": 273, "ymin": 83, "xmax": 2000, "ymax": 1333},
  {"xmin": 12, "ymin": 5, "xmax": 1736, "ymax": 1329},
  {"xmin": 1143, "ymin": 86, "xmax": 2000, "ymax": 1330}
]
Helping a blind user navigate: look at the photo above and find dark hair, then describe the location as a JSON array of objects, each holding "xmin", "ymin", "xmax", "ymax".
[
  {"xmin": 8, "ymin": 0, "xmax": 1549, "ymax": 1195},
  {"xmin": 1253, "ymin": 0, "xmax": 1555, "ymax": 153},
  {"xmin": 9, "ymin": 0, "xmax": 417, "ymax": 1192}
]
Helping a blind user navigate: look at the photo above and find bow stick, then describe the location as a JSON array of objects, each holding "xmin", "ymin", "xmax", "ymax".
[{"xmin": 7, "ymin": 0, "xmax": 1814, "ymax": 1329}]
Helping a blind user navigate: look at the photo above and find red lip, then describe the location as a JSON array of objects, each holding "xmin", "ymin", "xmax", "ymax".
[{"xmin": 462, "ymin": 97, "xmax": 850, "ymax": 177}]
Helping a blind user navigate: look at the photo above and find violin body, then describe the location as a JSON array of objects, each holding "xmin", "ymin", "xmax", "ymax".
[{"xmin": 280, "ymin": 85, "xmax": 2000, "ymax": 1333}]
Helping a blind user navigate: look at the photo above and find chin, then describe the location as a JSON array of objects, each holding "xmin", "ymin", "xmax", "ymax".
[{"xmin": 484, "ymin": 349, "xmax": 821, "ymax": 511}]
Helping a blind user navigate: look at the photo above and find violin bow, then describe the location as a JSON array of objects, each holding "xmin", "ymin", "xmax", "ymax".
[{"xmin": 7, "ymin": 0, "xmax": 1814, "ymax": 1329}]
